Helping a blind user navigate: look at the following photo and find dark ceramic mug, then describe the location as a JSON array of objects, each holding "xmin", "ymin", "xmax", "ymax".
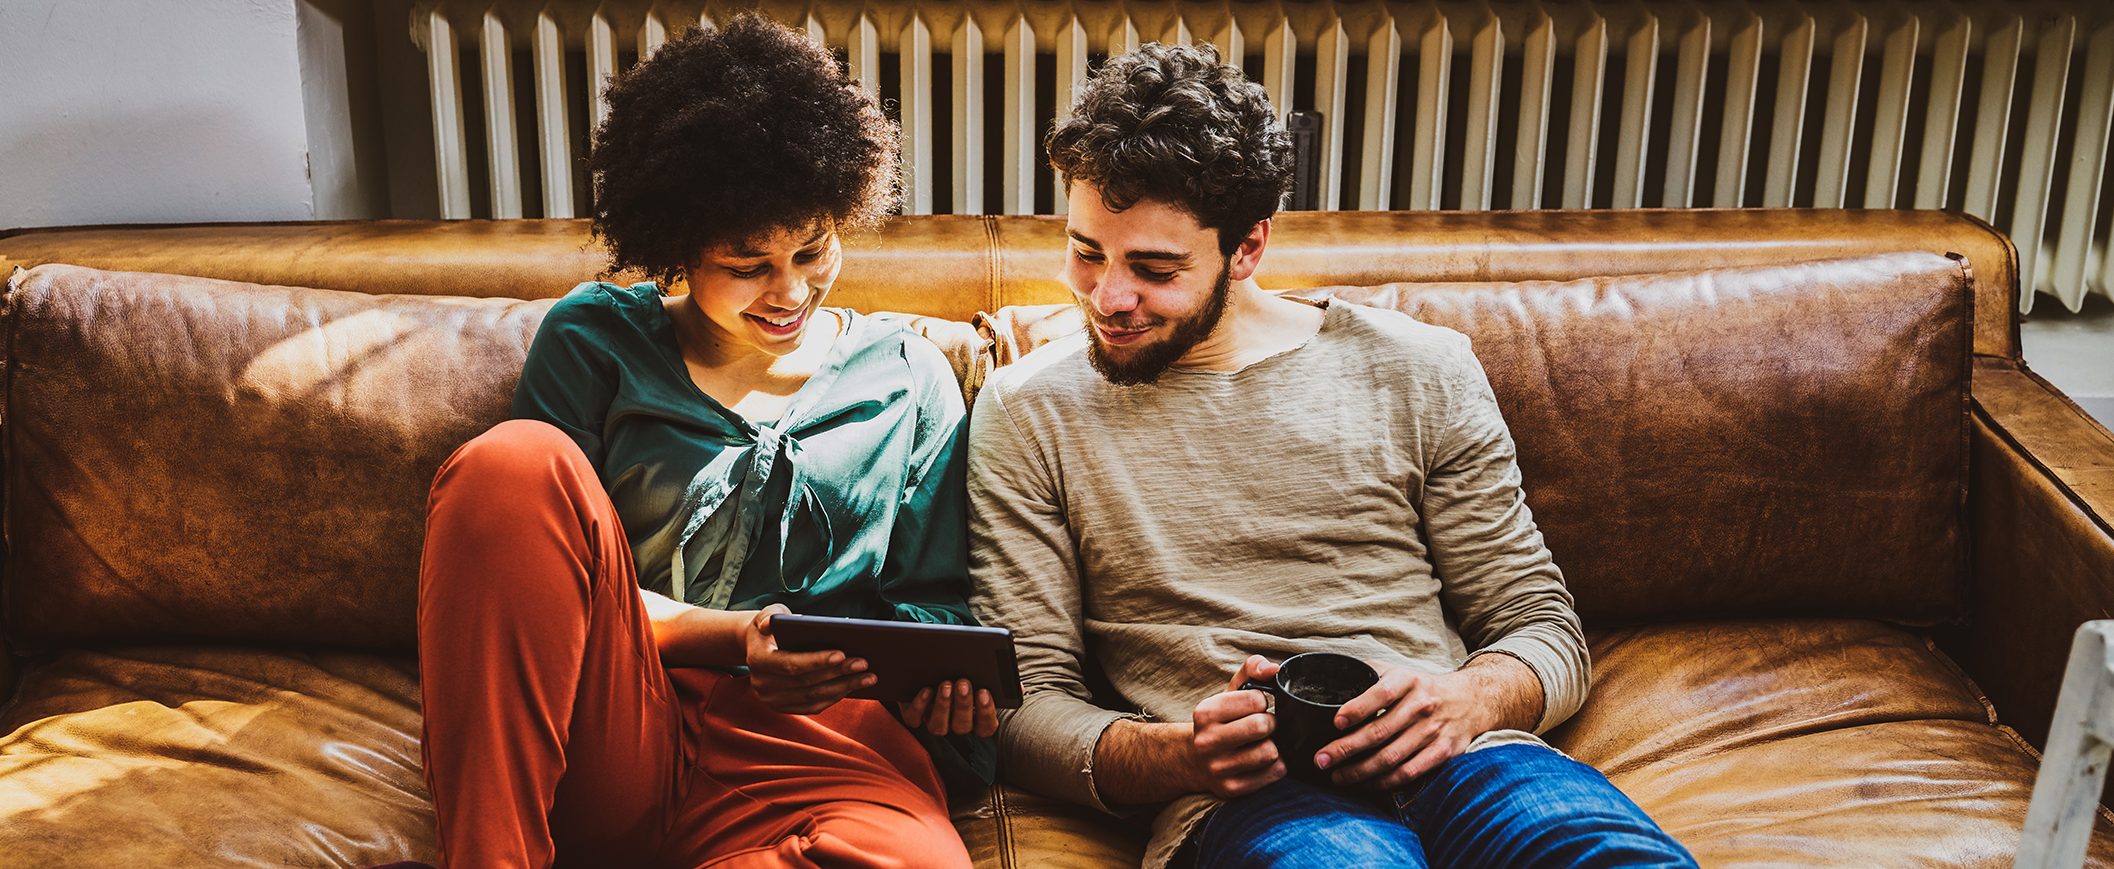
[{"xmin": 1242, "ymin": 651, "xmax": 1382, "ymax": 783}]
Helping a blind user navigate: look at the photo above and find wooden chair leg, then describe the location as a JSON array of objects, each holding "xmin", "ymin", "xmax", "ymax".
[{"xmin": 2019, "ymin": 620, "xmax": 2114, "ymax": 869}]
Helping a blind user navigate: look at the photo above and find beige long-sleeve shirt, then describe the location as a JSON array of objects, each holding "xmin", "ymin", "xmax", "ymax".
[{"xmin": 967, "ymin": 300, "xmax": 1590, "ymax": 867}]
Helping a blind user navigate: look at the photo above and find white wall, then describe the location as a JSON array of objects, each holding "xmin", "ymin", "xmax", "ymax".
[{"xmin": 0, "ymin": 0, "xmax": 316, "ymax": 228}]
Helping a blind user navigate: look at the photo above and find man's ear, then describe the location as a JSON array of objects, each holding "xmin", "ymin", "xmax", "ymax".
[{"xmin": 1228, "ymin": 218, "xmax": 1271, "ymax": 281}]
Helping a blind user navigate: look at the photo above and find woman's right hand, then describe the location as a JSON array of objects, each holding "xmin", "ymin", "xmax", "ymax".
[
  {"xmin": 743, "ymin": 604, "xmax": 876, "ymax": 714},
  {"xmin": 897, "ymin": 679, "xmax": 999, "ymax": 737}
]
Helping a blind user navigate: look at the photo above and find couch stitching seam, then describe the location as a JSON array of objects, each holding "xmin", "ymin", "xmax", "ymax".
[
  {"xmin": 992, "ymin": 782, "xmax": 1016, "ymax": 869},
  {"xmin": 1949, "ymin": 251, "xmax": 1976, "ymax": 623},
  {"xmin": 983, "ymin": 216, "xmax": 1002, "ymax": 317}
]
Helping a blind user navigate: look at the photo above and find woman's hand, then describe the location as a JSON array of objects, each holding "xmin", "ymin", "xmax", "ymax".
[
  {"xmin": 743, "ymin": 604, "xmax": 875, "ymax": 714},
  {"xmin": 897, "ymin": 678, "xmax": 999, "ymax": 737}
]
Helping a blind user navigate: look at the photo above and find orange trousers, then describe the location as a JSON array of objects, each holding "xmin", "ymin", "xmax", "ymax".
[{"xmin": 418, "ymin": 420, "xmax": 972, "ymax": 869}]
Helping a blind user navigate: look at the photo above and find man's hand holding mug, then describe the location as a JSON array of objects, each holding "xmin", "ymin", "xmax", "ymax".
[
  {"xmin": 1189, "ymin": 655, "xmax": 1286, "ymax": 798},
  {"xmin": 1314, "ymin": 662, "xmax": 1495, "ymax": 790},
  {"xmin": 1192, "ymin": 652, "xmax": 1394, "ymax": 797}
]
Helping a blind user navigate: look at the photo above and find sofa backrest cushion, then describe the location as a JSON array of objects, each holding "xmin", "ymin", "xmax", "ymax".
[
  {"xmin": 990, "ymin": 251, "xmax": 1973, "ymax": 626},
  {"xmin": 1, "ymin": 248, "xmax": 1970, "ymax": 649},
  {"xmin": 1, "ymin": 265, "xmax": 994, "ymax": 651},
  {"xmin": 3, "ymin": 266, "xmax": 549, "ymax": 650},
  {"xmin": 0, "ymin": 210, "xmax": 2018, "ymax": 358}
]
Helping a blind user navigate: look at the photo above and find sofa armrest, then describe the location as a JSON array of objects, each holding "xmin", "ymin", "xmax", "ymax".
[{"xmin": 1964, "ymin": 358, "xmax": 2114, "ymax": 750}]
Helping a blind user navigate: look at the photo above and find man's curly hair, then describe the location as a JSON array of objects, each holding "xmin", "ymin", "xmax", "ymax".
[
  {"xmin": 588, "ymin": 14, "xmax": 899, "ymax": 285},
  {"xmin": 1045, "ymin": 43, "xmax": 1292, "ymax": 255}
]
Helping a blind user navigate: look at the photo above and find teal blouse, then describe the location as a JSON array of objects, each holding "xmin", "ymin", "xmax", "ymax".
[{"xmin": 512, "ymin": 280, "xmax": 992, "ymax": 787}]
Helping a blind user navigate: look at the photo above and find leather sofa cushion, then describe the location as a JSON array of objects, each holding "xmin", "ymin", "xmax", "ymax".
[
  {"xmin": 0, "ymin": 648, "xmax": 431, "ymax": 867},
  {"xmin": 3, "ymin": 265, "xmax": 551, "ymax": 650},
  {"xmin": 3, "ymin": 621, "xmax": 2106, "ymax": 866},
  {"xmin": 955, "ymin": 619, "xmax": 2114, "ymax": 867},
  {"xmin": 1553, "ymin": 619, "xmax": 2114, "ymax": 866},
  {"xmin": 0, "ymin": 266, "xmax": 992, "ymax": 651},
  {"xmin": 987, "ymin": 252, "xmax": 1972, "ymax": 625},
  {"xmin": 0, "ymin": 210, "xmax": 2019, "ymax": 358},
  {"xmin": 0, "ymin": 646, "xmax": 1106, "ymax": 869},
  {"xmin": 1322, "ymin": 251, "xmax": 1973, "ymax": 625}
]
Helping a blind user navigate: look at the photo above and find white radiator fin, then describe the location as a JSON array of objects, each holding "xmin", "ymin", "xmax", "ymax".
[{"xmin": 411, "ymin": 1, "xmax": 2114, "ymax": 311}]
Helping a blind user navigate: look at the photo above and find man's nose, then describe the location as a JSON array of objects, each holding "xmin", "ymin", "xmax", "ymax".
[{"xmin": 1089, "ymin": 272, "xmax": 1141, "ymax": 318}]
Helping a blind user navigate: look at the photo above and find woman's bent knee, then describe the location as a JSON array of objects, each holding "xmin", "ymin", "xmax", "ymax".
[
  {"xmin": 796, "ymin": 800, "xmax": 972, "ymax": 869},
  {"xmin": 421, "ymin": 419, "xmax": 607, "ymax": 607},
  {"xmin": 436, "ymin": 419, "xmax": 590, "ymax": 492}
]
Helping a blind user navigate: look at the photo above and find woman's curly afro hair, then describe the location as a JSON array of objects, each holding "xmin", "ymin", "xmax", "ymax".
[
  {"xmin": 588, "ymin": 14, "xmax": 900, "ymax": 285},
  {"xmin": 1045, "ymin": 42, "xmax": 1292, "ymax": 255}
]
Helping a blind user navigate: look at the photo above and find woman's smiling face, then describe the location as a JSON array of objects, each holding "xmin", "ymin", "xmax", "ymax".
[{"xmin": 682, "ymin": 222, "xmax": 843, "ymax": 357}]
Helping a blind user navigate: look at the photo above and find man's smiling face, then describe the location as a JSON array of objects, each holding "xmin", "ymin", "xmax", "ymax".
[{"xmin": 1061, "ymin": 182, "xmax": 1234, "ymax": 386}]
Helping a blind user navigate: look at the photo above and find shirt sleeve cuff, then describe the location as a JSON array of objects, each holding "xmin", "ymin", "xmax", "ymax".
[
  {"xmin": 999, "ymin": 699, "xmax": 1149, "ymax": 816},
  {"xmin": 1468, "ymin": 629, "xmax": 1591, "ymax": 734}
]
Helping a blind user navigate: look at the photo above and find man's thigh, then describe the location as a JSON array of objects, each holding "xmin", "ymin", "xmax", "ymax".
[
  {"xmin": 1191, "ymin": 777, "xmax": 1426, "ymax": 869},
  {"xmin": 1401, "ymin": 743, "xmax": 1698, "ymax": 869}
]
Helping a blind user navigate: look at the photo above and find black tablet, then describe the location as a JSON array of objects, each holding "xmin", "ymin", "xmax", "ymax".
[{"xmin": 770, "ymin": 614, "xmax": 1024, "ymax": 709}]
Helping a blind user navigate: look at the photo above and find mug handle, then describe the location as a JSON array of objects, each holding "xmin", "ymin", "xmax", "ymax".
[{"xmin": 1239, "ymin": 679, "xmax": 1276, "ymax": 713}]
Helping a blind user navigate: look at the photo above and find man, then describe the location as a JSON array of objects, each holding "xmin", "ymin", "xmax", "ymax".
[{"xmin": 967, "ymin": 43, "xmax": 1696, "ymax": 868}]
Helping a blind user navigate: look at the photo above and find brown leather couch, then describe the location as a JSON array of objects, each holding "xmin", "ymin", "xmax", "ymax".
[{"xmin": 0, "ymin": 210, "xmax": 2109, "ymax": 867}]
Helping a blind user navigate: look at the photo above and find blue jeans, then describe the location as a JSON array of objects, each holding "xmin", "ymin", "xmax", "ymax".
[{"xmin": 1190, "ymin": 743, "xmax": 1697, "ymax": 868}]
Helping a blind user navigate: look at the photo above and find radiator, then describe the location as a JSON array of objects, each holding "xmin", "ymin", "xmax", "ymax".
[{"xmin": 409, "ymin": 1, "xmax": 2114, "ymax": 313}]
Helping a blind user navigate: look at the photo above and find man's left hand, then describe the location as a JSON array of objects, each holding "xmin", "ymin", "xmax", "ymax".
[{"xmin": 1312, "ymin": 654, "xmax": 1540, "ymax": 790}]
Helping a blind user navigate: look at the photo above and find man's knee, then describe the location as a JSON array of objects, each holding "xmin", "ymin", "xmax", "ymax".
[
  {"xmin": 1412, "ymin": 744, "xmax": 1695, "ymax": 868},
  {"xmin": 1418, "ymin": 743, "xmax": 1634, "ymax": 814}
]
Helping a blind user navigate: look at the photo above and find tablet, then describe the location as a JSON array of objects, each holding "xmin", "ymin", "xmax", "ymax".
[{"xmin": 770, "ymin": 614, "xmax": 1024, "ymax": 708}]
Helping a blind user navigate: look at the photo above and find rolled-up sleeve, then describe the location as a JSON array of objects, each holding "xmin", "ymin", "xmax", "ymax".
[{"xmin": 967, "ymin": 377, "xmax": 1143, "ymax": 813}]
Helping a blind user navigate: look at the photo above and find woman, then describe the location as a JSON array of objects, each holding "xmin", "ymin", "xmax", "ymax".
[{"xmin": 417, "ymin": 16, "xmax": 993, "ymax": 868}]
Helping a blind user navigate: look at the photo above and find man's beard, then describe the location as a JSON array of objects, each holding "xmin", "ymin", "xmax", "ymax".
[{"xmin": 1084, "ymin": 263, "xmax": 1234, "ymax": 387}]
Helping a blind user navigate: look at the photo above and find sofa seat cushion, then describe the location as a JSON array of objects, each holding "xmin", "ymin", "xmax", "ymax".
[
  {"xmin": 1550, "ymin": 618, "xmax": 2114, "ymax": 867},
  {"xmin": 0, "ymin": 647, "xmax": 432, "ymax": 867},
  {"xmin": 0, "ymin": 645, "xmax": 1145, "ymax": 869},
  {"xmin": 7, "ymin": 623, "xmax": 2109, "ymax": 867},
  {"xmin": 951, "ymin": 778, "xmax": 1149, "ymax": 868},
  {"xmin": 951, "ymin": 618, "xmax": 2114, "ymax": 867}
]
